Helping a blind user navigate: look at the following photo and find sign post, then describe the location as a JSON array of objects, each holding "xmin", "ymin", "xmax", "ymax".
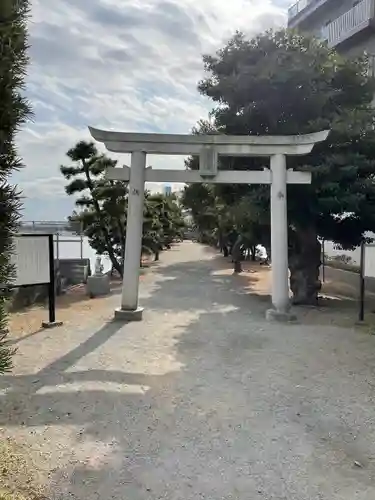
[
  {"xmin": 45, "ymin": 234, "xmax": 57, "ymax": 326},
  {"xmin": 359, "ymin": 241, "xmax": 365, "ymax": 322},
  {"xmin": 359, "ymin": 241, "xmax": 375, "ymax": 322},
  {"xmin": 5, "ymin": 234, "xmax": 63, "ymax": 329}
]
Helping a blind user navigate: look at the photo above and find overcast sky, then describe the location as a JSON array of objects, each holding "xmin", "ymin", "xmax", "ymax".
[{"xmin": 16, "ymin": 0, "xmax": 289, "ymax": 220}]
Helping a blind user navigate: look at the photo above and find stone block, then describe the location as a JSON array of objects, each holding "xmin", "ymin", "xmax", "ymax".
[
  {"xmin": 114, "ymin": 307, "xmax": 144, "ymax": 322},
  {"xmin": 266, "ymin": 308, "xmax": 297, "ymax": 323},
  {"xmin": 42, "ymin": 320, "xmax": 63, "ymax": 329},
  {"xmin": 86, "ymin": 274, "xmax": 110, "ymax": 298}
]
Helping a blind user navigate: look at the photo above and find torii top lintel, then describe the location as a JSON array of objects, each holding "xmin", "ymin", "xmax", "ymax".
[{"xmin": 88, "ymin": 127, "xmax": 330, "ymax": 157}]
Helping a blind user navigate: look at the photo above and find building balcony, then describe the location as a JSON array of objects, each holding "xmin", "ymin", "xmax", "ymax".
[
  {"xmin": 288, "ymin": 0, "xmax": 312, "ymax": 20},
  {"xmin": 321, "ymin": 0, "xmax": 375, "ymax": 48},
  {"xmin": 288, "ymin": 0, "xmax": 330, "ymax": 29}
]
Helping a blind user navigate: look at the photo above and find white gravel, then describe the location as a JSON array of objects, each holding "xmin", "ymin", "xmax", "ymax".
[{"xmin": 1, "ymin": 242, "xmax": 375, "ymax": 499}]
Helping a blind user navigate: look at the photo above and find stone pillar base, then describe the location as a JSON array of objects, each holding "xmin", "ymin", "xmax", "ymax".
[
  {"xmin": 42, "ymin": 320, "xmax": 64, "ymax": 329},
  {"xmin": 266, "ymin": 308, "xmax": 297, "ymax": 323},
  {"xmin": 114, "ymin": 307, "xmax": 144, "ymax": 322}
]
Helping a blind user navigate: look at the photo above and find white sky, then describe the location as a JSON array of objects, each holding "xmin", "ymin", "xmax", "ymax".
[{"xmin": 15, "ymin": 0, "xmax": 289, "ymax": 219}]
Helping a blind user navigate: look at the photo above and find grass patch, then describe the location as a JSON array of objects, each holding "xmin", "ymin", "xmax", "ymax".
[
  {"xmin": 0, "ymin": 491, "xmax": 29, "ymax": 500},
  {"xmin": 0, "ymin": 439, "xmax": 46, "ymax": 500}
]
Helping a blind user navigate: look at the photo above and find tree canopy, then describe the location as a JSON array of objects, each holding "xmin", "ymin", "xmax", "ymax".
[
  {"xmin": 182, "ymin": 29, "xmax": 375, "ymax": 304},
  {"xmin": 0, "ymin": 0, "xmax": 31, "ymax": 372},
  {"xmin": 61, "ymin": 141, "xmax": 185, "ymax": 274}
]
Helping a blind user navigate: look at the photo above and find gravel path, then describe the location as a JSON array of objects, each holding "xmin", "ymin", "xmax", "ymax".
[{"xmin": 1, "ymin": 242, "xmax": 375, "ymax": 499}]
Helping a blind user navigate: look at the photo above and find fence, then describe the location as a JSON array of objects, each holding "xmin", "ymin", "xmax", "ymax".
[
  {"xmin": 321, "ymin": 0, "xmax": 374, "ymax": 48},
  {"xmin": 21, "ymin": 220, "xmax": 75, "ymax": 233},
  {"xmin": 20, "ymin": 220, "xmax": 84, "ymax": 262},
  {"xmin": 288, "ymin": 0, "xmax": 312, "ymax": 19},
  {"xmin": 54, "ymin": 233, "xmax": 84, "ymax": 261},
  {"xmin": 20, "ymin": 220, "xmax": 112, "ymax": 275}
]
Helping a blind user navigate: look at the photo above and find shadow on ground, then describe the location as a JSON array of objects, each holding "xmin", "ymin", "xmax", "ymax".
[
  {"xmin": 213, "ymin": 254, "xmax": 375, "ymax": 329},
  {"xmin": 1, "ymin": 245, "xmax": 375, "ymax": 499}
]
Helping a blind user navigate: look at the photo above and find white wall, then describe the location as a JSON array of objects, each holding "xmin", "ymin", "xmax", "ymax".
[
  {"xmin": 322, "ymin": 240, "xmax": 362, "ymax": 265},
  {"xmin": 322, "ymin": 232, "xmax": 375, "ymax": 266}
]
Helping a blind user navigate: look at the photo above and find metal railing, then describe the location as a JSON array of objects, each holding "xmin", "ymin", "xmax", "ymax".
[
  {"xmin": 20, "ymin": 220, "xmax": 85, "ymax": 261},
  {"xmin": 54, "ymin": 233, "xmax": 84, "ymax": 261},
  {"xmin": 21, "ymin": 220, "xmax": 72, "ymax": 232},
  {"xmin": 321, "ymin": 0, "xmax": 375, "ymax": 47},
  {"xmin": 288, "ymin": 0, "xmax": 315, "ymax": 20}
]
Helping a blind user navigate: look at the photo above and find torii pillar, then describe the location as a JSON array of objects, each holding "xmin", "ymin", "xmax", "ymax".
[{"xmin": 88, "ymin": 127, "xmax": 329, "ymax": 322}]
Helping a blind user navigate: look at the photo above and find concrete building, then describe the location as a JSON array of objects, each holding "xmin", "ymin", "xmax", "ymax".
[{"xmin": 287, "ymin": 0, "xmax": 375, "ymax": 70}]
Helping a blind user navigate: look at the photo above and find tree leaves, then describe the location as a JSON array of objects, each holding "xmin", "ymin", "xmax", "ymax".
[
  {"xmin": 0, "ymin": 0, "xmax": 31, "ymax": 372},
  {"xmin": 193, "ymin": 28, "xmax": 375, "ymax": 248},
  {"xmin": 62, "ymin": 142, "xmax": 185, "ymax": 269}
]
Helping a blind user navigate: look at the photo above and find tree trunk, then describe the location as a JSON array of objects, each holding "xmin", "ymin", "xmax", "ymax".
[
  {"xmin": 289, "ymin": 227, "xmax": 321, "ymax": 305},
  {"xmin": 218, "ymin": 232, "xmax": 224, "ymax": 252},
  {"xmin": 223, "ymin": 246, "xmax": 229, "ymax": 257},
  {"xmin": 234, "ymin": 260, "xmax": 242, "ymax": 273},
  {"xmin": 232, "ymin": 235, "xmax": 243, "ymax": 273},
  {"xmin": 250, "ymin": 246, "xmax": 256, "ymax": 261},
  {"xmin": 264, "ymin": 244, "xmax": 271, "ymax": 263},
  {"xmin": 83, "ymin": 163, "xmax": 123, "ymax": 277}
]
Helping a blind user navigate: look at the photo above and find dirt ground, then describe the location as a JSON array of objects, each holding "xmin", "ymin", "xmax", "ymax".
[
  {"xmin": 7, "ymin": 260, "xmax": 154, "ymax": 341},
  {"xmin": 204, "ymin": 257, "xmax": 375, "ymax": 330},
  {"xmin": 7, "ymin": 255, "xmax": 375, "ymax": 343},
  {"xmin": 7, "ymin": 283, "xmax": 121, "ymax": 341},
  {"xmin": 0, "ymin": 437, "xmax": 46, "ymax": 500},
  {"xmin": 2, "ymin": 243, "xmax": 375, "ymax": 500}
]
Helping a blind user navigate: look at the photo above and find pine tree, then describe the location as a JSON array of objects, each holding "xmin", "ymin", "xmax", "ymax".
[
  {"xmin": 60, "ymin": 141, "xmax": 126, "ymax": 277},
  {"xmin": 190, "ymin": 29, "xmax": 375, "ymax": 304},
  {"xmin": 0, "ymin": 0, "xmax": 31, "ymax": 372},
  {"xmin": 62, "ymin": 141, "xmax": 186, "ymax": 269}
]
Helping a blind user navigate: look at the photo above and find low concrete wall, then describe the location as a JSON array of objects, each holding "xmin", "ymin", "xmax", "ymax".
[
  {"xmin": 57, "ymin": 258, "xmax": 91, "ymax": 285},
  {"xmin": 9, "ymin": 258, "xmax": 91, "ymax": 312},
  {"xmin": 9, "ymin": 283, "xmax": 49, "ymax": 311},
  {"xmin": 321, "ymin": 265, "xmax": 375, "ymax": 299}
]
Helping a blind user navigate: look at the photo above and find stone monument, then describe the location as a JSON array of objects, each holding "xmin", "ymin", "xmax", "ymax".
[
  {"xmin": 86, "ymin": 255, "xmax": 110, "ymax": 298},
  {"xmin": 94, "ymin": 257, "xmax": 104, "ymax": 275}
]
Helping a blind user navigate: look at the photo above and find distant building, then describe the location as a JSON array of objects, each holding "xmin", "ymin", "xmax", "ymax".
[{"xmin": 164, "ymin": 184, "xmax": 172, "ymax": 196}]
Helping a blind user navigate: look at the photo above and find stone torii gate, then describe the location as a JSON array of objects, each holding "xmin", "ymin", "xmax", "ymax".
[{"xmin": 89, "ymin": 127, "xmax": 329, "ymax": 321}]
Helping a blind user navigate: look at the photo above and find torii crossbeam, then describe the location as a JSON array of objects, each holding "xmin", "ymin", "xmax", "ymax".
[{"xmin": 89, "ymin": 127, "xmax": 329, "ymax": 322}]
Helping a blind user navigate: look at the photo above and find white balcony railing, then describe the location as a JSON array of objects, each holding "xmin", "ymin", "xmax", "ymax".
[
  {"xmin": 288, "ymin": 0, "xmax": 331, "ymax": 26},
  {"xmin": 321, "ymin": 0, "xmax": 375, "ymax": 47},
  {"xmin": 288, "ymin": 0, "xmax": 312, "ymax": 19},
  {"xmin": 367, "ymin": 54, "xmax": 375, "ymax": 77}
]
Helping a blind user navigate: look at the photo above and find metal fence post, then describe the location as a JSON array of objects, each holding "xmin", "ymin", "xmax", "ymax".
[
  {"xmin": 359, "ymin": 240, "xmax": 365, "ymax": 322},
  {"xmin": 56, "ymin": 233, "xmax": 60, "ymax": 261}
]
